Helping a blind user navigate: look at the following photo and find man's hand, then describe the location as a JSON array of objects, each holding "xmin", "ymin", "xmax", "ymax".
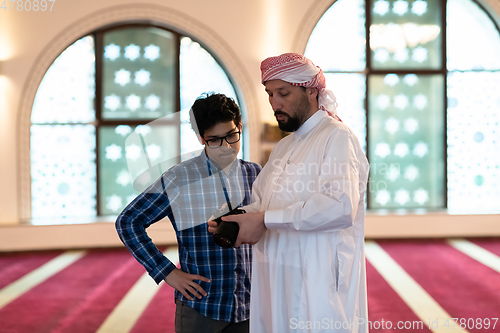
[
  {"xmin": 164, "ymin": 268, "xmax": 210, "ymax": 300},
  {"xmin": 208, "ymin": 212, "xmax": 266, "ymax": 247}
]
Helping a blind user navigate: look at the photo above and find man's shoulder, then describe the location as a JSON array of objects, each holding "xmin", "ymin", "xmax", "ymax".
[
  {"xmin": 321, "ymin": 116, "xmax": 350, "ymax": 130},
  {"xmin": 320, "ymin": 117, "xmax": 358, "ymax": 139}
]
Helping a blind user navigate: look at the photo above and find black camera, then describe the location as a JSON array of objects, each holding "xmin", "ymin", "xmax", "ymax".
[{"xmin": 213, "ymin": 208, "xmax": 246, "ymax": 248}]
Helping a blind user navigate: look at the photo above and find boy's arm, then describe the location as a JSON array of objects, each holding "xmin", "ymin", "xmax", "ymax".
[
  {"xmin": 115, "ymin": 177, "xmax": 177, "ymax": 284},
  {"xmin": 116, "ymin": 175, "xmax": 211, "ymax": 299}
]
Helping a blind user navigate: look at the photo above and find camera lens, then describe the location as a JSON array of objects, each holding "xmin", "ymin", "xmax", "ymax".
[
  {"xmin": 212, "ymin": 208, "xmax": 245, "ymax": 248},
  {"xmin": 213, "ymin": 234, "xmax": 233, "ymax": 248}
]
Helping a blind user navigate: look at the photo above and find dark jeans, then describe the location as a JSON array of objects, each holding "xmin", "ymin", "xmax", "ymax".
[{"xmin": 174, "ymin": 299, "xmax": 249, "ymax": 333}]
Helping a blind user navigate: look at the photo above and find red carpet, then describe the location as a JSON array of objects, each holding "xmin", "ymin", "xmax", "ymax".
[
  {"xmin": 0, "ymin": 240, "xmax": 499, "ymax": 332},
  {"xmin": 130, "ymin": 284, "xmax": 176, "ymax": 333},
  {"xmin": 49, "ymin": 250, "xmax": 148, "ymax": 333},
  {"xmin": 366, "ymin": 260, "xmax": 432, "ymax": 332},
  {"xmin": 379, "ymin": 240, "xmax": 500, "ymax": 333},
  {"xmin": 470, "ymin": 237, "xmax": 500, "ymax": 256},
  {"xmin": 0, "ymin": 251, "xmax": 62, "ymax": 290},
  {"xmin": 0, "ymin": 248, "xmax": 158, "ymax": 333}
]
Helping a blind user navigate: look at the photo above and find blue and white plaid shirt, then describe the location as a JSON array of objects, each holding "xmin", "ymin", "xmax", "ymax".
[{"xmin": 116, "ymin": 151, "xmax": 261, "ymax": 323}]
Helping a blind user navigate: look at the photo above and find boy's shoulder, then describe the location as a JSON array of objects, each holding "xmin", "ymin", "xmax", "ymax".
[
  {"xmin": 162, "ymin": 154, "xmax": 207, "ymax": 182},
  {"xmin": 238, "ymin": 159, "xmax": 262, "ymax": 172}
]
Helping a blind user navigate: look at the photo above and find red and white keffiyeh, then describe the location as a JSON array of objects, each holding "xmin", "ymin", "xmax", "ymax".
[{"xmin": 260, "ymin": 53, "xmax": 341, "ymax": 121}]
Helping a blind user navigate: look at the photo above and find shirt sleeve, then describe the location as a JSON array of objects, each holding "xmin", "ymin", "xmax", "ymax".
[
  {"xmin": 264, "ymin": 128, "xmax": 365, "ymax": 232},
  {"xmin": 115, "ymin": 174, "xmax": 179, "ymax": 284}
]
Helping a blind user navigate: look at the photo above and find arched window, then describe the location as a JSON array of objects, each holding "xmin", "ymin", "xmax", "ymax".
[
  {"xmin": 31, "ymin": 24, "xmax": 243, "ymax": 220},
  {"xmin": 306, "ymin": 0, "xmax": 500, "ymax": 212}
]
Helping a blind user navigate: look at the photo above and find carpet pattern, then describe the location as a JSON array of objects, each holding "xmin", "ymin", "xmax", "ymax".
[{"xmin": 1, "ymin": 239, "xmax": 499, "ymax": 332}]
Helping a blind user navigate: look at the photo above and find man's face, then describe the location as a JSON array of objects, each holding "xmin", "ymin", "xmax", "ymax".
[
  {"xmin": 264, "ymin": 80, "xmax": 313, "ymax": 132},
  {"xmin": 201, "ymin": 121, "xmax": 241, "ymax": 168}
]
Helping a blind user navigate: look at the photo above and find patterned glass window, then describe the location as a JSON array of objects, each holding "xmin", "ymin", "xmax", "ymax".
[
  {"xmin": 446, "ymin": 0, "xmax": 500, "ymax": 211},
  {"xmin": 31, "ymin": 37, "xmax": 97, "ymax": 220},
  {"xmin": 31, "ymin": 26, "xmax": 243, "ymax": 220},
  {"xmin": 370, "ymin": 0, "xmax": 442, "ymax": 70},
  {"xmin": 102, "ymin": 28, "xmax": 176, "ymax": 120},
  {"xmin": 306, "ymin": 0, "xmax": 366, "ymax": 71},
  {"xmin": 31, "ymin": 125, "xmax": 96, "ymax": 219},
  {"xmin": 99, "ymin": 124, "xmax": 179, "ymax": 215},
  {"xmin": 447, "ymin": 72, "xmax": 500, "ymax": 211},
  {"xmin": 306, "ymin": 0, "xmax": 500, "ymax": 212},
  {"xmin": 32, "ymin": 36, "xmax": 95, "ymax": 124},
  {"xmin": 324, "ymin": 73, "xmax": 366, "ymax": 151},
  {"xmin": 305, "ymin": 0, "xmax": 367, "ymax": 149},
  {"xmin": 447, "ymin": 0, "xmax": 500, "ymax": 71},
  {"xmin": 369, "ymin": 74, "xmax": 444, "ymax": 208}
]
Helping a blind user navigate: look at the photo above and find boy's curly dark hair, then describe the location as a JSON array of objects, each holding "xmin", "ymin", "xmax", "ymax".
[{"xmin": 190, "ymin": 93, "xmax": 241, "ymax": 137}]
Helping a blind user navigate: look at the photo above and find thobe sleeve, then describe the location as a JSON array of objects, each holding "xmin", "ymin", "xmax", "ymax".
[{"xmin": 265, "ymin": 128, "xmax": 363, "ymax": 232}]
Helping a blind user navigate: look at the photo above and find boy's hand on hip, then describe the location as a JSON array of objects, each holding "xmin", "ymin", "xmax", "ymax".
[{"xmin": 164, "ymin": 268, "xmax": 210, "ymax": 300}]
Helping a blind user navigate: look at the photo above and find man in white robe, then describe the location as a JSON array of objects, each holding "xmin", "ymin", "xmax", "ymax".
[{"xmin": 209, "ymin": 53, "xmax": 369, "ymax": 333}]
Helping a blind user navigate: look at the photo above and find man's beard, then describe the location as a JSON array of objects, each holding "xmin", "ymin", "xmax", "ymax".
[
  {"xmin": 276, "ymin": 113, "xmax": 301, "ymax": 132},
  {"xmin": 275, "ymin": 93, "xmax": 311, "ymax": 132}
]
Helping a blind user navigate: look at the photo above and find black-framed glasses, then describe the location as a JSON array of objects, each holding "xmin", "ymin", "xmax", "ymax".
[{"xmin": 204, "ymin": 129, "xmax": 241, "ymax": 148}]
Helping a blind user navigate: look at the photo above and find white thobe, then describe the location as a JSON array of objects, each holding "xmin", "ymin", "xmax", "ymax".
[{"xmin": 245, "ymin": 111, "xmax": 369, "ymax": 333}]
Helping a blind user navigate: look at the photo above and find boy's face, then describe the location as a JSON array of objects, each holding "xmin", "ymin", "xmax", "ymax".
[{"xmin": 201, "ymin": 121, "xmax": 241, "ymax": 169}]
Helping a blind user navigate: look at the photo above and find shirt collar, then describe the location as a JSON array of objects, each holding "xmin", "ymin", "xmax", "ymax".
[
  {"xmin": 294, "ymin": 110, "xmax": 327, "ymax": 139},
  {"xmin": 202, "ymin": 149, "xmax": 240, "ymax": 176}
]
